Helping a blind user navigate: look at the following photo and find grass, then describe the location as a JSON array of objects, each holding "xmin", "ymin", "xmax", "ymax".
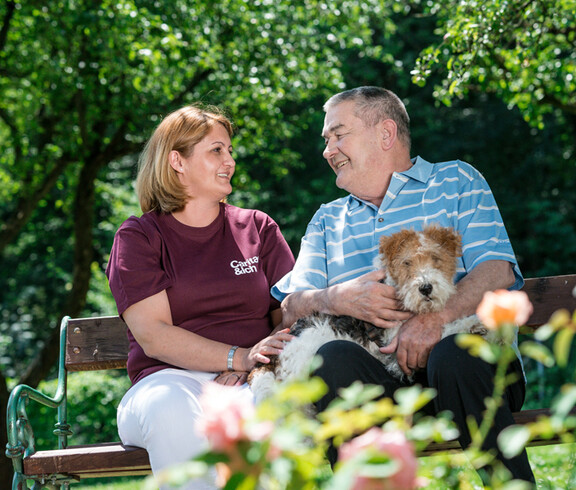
[
  {"xmin": 69, "ymin": 443, "xmax": 576, "ymax": 489},
  {"xmin": 418, "ymin": 443, "xmax": 576, "ymax": 489},
  {"xmin": 69, "ymin": 477, "xmax": 147, "ymax": 490}
]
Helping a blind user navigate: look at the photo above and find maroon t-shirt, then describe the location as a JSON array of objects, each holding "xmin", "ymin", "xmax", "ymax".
[{"xmin": 105, "ymin": 203, "xmax": 295, "ymax": 384}]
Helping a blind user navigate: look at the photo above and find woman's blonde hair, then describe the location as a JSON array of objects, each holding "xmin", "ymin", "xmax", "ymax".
[{"xmin": 136, "ymin": 104, "xmax": 233, "ymax": 213}]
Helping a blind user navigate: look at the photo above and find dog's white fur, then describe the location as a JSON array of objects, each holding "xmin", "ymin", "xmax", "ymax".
[{"xmin": 249, "ymin": 226, "xmax": 490, "ymax": 404}]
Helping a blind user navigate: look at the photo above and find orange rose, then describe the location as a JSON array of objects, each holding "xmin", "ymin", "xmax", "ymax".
[{"xmin": 476, "ymin": 290, "xmax": 533, "ymax": 329}]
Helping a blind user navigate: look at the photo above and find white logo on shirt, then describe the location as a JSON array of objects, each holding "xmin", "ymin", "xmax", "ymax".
[{"xmin": 230, "ymin": 256, "xmax": 259, "ymax": 275}]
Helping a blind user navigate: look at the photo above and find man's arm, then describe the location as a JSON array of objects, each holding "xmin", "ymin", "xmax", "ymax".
[
  {"xmin": 381, "ymin": 259, "xmax": 516, "ymax": 375},
  {"xmin": 280, "ymin": 269, "xmax": 412, "ymax": 328}
]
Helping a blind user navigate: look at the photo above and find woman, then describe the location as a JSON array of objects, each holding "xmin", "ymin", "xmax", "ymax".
[{"xmin": 105, "ymin": 104, "xmax": 295, "ymax": 489}]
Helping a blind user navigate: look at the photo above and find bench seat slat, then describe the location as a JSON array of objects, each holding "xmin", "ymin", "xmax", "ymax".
[
  {"xmin": 23, "ymin": 443, "xmax": 150, "ymax": 477},
  {"xmin": 21, "ymin": 409, "xmax": 569, "ymax": 477}
]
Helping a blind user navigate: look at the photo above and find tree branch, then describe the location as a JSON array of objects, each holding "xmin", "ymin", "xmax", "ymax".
[
  {"xmin": 171, "ymin": 67, "xmax": 215, "ymax": 108},
  {"xmin": 0, "ymin": 154, "xmax": 73, "ymax": 256},
  {"xmin": 0, "ymin": 0, "xmax": 16, "ymax": 54},
  {"xmin": 0, "ymin": 106, "xmax": 22, "ymax": 163},
  {"xmin": 17, "ymin": 122, "xmax": 138, "ymax": 388},
  {"xmin": 541, "ymin": 94, "xmax": 576, "ymax": 116}
]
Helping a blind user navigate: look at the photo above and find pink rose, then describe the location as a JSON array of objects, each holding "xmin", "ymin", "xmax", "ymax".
[
  {"xmin": 476, "ymin": 290, "xmax": 534, "ymax": 329},
  {"xmin": 338, "ymin": 428, "xmax": 419, "ymax": 490},
  {"xmin": 196, "ymin": 383, "xmax": 257, "ymax": 453}
]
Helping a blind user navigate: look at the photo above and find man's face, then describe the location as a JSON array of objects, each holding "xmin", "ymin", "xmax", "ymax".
[{"xmin": 321, "ymin": 100, "xmax": 385, "ymax": 203}]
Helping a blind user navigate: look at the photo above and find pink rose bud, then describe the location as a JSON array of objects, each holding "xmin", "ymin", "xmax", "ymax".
[
  {"xmin": 196, "ymin": 383, "xmax": 255, "ymax": 452},
  {"xmin": 339, "ymin": 428, "xmax": 419, "ymax": 489}
]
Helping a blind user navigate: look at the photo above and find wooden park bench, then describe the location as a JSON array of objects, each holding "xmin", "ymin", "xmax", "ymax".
[{"xmin": 5, "ymin": 274, "xmax": 576, "ymax": 488}]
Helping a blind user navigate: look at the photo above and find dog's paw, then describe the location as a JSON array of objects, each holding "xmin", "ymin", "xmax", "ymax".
[{"xmin": 469, "ymin": 324, "xmax": 489, "ymax": 337}]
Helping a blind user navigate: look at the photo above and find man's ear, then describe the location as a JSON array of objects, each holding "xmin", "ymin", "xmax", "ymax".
[
  {"xmin": 379, "ymin": 119, "xmax": 398, "ymax": 150},
  {"xmin": 168, "ymin": 150, "xmax": 183, "ymax": 173}
]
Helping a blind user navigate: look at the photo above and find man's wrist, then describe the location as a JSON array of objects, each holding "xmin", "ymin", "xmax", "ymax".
[{"xmin": 322, "ymin": 285, "xmax": 339, "ymax": 316}]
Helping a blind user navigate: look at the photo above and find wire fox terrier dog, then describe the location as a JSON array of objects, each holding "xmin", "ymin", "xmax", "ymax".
[{"xmin": 249, "ymin": 225, "xmax": 490, "ymax": 404}]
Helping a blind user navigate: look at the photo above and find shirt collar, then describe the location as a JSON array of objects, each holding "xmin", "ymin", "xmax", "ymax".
[
  {"xmin": 401, "ymin": 155, "xmax": 433, "ymax": 183},
  {"xmin": 347, "ymin": 155, "xmax": 433, "ymax": 210}
]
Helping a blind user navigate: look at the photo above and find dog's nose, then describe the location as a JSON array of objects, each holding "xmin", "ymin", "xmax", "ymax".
[{"xmin": 419, "ymin": 283, "xmax": 433, "ymax": 297}]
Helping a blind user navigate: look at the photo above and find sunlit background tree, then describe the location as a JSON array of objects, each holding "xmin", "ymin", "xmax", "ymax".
[{"xmin": 1, "ymin": 0, "xmax": 574, "ymax": 485}]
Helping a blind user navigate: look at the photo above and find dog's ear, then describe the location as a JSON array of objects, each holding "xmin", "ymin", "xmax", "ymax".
[
  {"xmin": 425, "ymin": 225, "xmax": 462, "ymax": 257},
  {"xmin": 379, "ymin": 229, "xmax": 415, "ymax": 261}
]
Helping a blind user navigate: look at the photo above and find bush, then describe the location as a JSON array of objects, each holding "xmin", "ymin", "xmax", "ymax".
[
  {"xmin": 26, "ymin": 370, "xmax": 131, "ymax": 450},
  {"xmin": 521, "ymin": 333, "xmax": 576, "ymax": 409}
]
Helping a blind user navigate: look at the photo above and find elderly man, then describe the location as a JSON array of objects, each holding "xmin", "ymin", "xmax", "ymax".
[{"xmin": 272, "ymin": 86, "xmax": 535, "ymax": 484}]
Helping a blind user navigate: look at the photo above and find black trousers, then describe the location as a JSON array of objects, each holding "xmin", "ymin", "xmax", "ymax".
[{"xmin": 313, "ymin": 335, "xmax": 535, "ymax": 484}]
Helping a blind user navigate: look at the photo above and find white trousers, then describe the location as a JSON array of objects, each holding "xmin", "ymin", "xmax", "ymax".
[{"xmin": 117, "ymin": 368, "xmax": 253, "ymax": 489}]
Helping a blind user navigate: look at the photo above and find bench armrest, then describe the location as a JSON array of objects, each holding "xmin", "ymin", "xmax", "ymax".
[{"xmin": 5, "ymin": 317, "xmax": 72, "ymax": 480}]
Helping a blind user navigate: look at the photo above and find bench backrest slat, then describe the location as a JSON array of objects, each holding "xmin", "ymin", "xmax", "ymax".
[
  {"xmin": 64, "ymin": 274, "xmax": 576, "ymax": 372},
  {"xmin": 66, "ymin": 316, "xmax": 129, "ymax": 372},
  {"xmin": 522, "ymin": 274, "xmax": 576, "ymax": 328}
]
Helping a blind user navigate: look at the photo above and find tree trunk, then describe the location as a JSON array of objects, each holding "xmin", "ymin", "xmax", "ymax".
[
  {"xmin": 1, "ymin": 157, "xmax": 103, "ymax": 488},
  {"xmin": 16, "ymin": 123, "xmax": 135, "ymax": 387},
  {"xmin": 17, "ymin": 157, "xmax": 99, "ymax": 388},
  {"xmin": 0, "ymin": 372, "xmax": 13, "ymax": 489}
]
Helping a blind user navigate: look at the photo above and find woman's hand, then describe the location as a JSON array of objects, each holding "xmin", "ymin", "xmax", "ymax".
[
  {"xmin": 214, "ymin": 371, "xmax": 248, "ymax": 386},
  {"xmin": 236, "ymin": 328, "xmax": 294, "ymax": 371}
]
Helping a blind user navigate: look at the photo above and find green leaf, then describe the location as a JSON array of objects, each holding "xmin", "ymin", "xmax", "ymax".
[
  {"xmin": 553, "ymin": 328, "xmax": 575, "ymax": 368},
  {"xmin": 456, "ymin": 334, "xmax": 499, "ymax": 364},
  {"xmin": 497, "ymin": 425, "xmax": 531, "ymax": 459},
  {"xmin": 519, "ymin": 341, "xmax": 555, "ymax": 367},
  {"xmin": 534, "ymin": 323, "xmax": 556, "ymax": 341},
  {"xmin": 394, "ymin": 385, "xmax": 436, "ymax": 413},
  {"xmin": 329, "ymin": 381, "xmax": 385, "ymax": 411},
  {"xmin": 552, "ymin": 385, "xmax": 576, "ymax": 418}
]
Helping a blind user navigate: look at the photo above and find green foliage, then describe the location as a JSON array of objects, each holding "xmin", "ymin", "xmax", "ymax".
[
  {"xmin": 149, "ymin": 381, "xmax": 455, "ymax": 490},
  {"xmin": 25, "ymin": 371, "xmax": 131, "ymax": 450},
  {"xmin": 412, "ymin": 0, "xmax": 576, "ymax": 127}
]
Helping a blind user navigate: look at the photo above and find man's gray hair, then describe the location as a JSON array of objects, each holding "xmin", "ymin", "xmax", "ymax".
[{"xmin": 324, "ymin": 86, "xmax": 411, "ymax": 150}]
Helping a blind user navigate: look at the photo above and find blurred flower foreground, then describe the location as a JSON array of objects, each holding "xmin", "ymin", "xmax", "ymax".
[{"xmin": 148, "ymin": 289, "xmax": 576, "ymax": 489}]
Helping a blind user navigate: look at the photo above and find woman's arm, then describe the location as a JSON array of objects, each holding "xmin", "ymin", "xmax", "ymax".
[{"xmin": 124, "ymin": 293, "xmax": 293, "ymax": 375}]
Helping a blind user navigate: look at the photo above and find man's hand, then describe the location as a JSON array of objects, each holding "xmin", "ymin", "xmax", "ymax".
[
  {"xmin": 281, "ymin": 270, "xmax": 412, "ymax": 327},
  {"xmin": 328, "ymin": 270, "xmax": 413, "ymax": 327},
  {"xmin": 379, "ymin": 312, "xmax": 444, "ymax": 376},
  {"xmin": 214, "ymin": 371, "xmax": 248, "ymax": 386}
]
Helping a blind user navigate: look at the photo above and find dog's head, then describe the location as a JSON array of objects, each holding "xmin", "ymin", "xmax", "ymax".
[{"xmin": 378, "ymin": 225, "xmax": 462, "ymax": 312}]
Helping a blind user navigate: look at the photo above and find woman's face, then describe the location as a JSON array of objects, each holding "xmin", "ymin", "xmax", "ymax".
[{"xmin": 175, "ymin": 123, "xmax": 236, "ymax": 202}]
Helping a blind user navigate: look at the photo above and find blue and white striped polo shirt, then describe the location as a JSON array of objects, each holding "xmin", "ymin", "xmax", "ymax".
[{"xmin": 272, "ymin": 156, "xmax": 522, "ymax": 301}]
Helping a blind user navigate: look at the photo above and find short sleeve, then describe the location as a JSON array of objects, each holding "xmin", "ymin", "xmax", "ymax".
[
  {"xmin": 254, "ymin": 212, "xmax": 295, "ymax": 309},
  {"xmin": 456, "ymin": 163, "xmax": 523, "ymax": 290},
  {"xmin": 272, "ymin": 209, "xmax": 329, "ymax": 301},
  {"xmin": 105, "ymin": 217, "xmax": 172, "ymax": 315}
]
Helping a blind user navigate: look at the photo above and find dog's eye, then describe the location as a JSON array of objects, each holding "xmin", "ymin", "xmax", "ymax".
[
  {"xmin": 432, "ymin": 255, "xmax": 442, "ymax": 264},
  {"xmin": 403, "ymin": 260, "xmax": 412, "ymax": 267}
]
